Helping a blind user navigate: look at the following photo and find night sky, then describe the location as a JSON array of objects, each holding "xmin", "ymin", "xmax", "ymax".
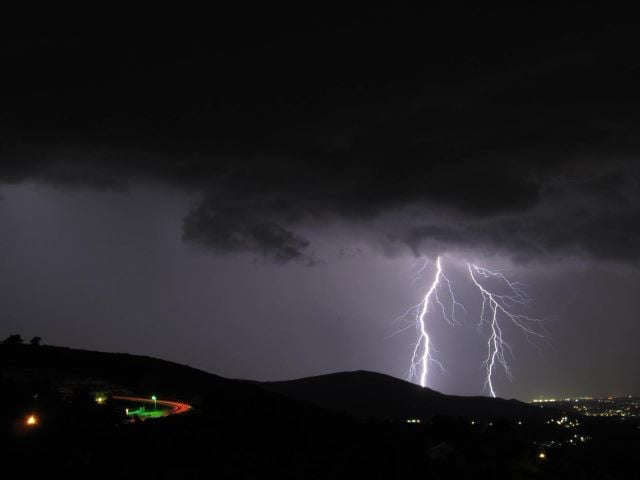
[{"xmin": 1, "ymin": 6, "xmax": 639, "ymax": 400}]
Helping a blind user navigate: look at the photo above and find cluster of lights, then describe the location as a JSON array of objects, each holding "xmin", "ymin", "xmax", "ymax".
[
  {"xmin": 570, "ymin": 434, "xmax": 589, "ymax": 443},
  {"xmin": 467, "ymin": 419, "xmax": 524, "ymax": 428},
  {"xmin": 406, "ymin": 418, "xmax": 421, "ymax": 424},
  {"xmin": 532, "ymin": 396, "xmax": 593, "ymax": 403},
  {"xmin": 20, "ymin": 393, "xmax": 189, "ymax": 429},
  {"xmin": 534, "ymin": 396, "xmax": 640, "ymax": 418},
  {"xmin": 546, "ymin": 416, "xmax": 580, "ymax": 428},
  {"xmin": 539, "ymin": 435, "xmax": 590, "ymax": 449}
]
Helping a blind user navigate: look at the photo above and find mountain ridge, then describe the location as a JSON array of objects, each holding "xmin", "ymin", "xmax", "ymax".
[
  {"xmin": 2, "ymin": 343, "xmax": 549, "ymax": 421},
  {"xmin": 259, "ymin": 369, "xmax": 546, "ymax": 421}
]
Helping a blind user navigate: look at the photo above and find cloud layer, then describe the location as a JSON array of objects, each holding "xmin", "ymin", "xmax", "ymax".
[{"xmin": 2, "ymin": 6, "xmax": 640, "ymax": 263}]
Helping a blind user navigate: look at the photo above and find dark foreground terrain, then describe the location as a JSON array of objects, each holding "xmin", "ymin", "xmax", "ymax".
[{"xmin": 2, "ymin": 344, "xmax": 639, "ymax": 479}]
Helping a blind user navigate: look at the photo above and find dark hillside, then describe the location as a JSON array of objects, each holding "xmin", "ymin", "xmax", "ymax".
[
  {"xmin": 0, "ymin": 343, "xmax": 334, "ymax": 422},
  {"xmin": 261, "ymin": 370, "xmax": 555, "ymax": 421},
  {"xmin": 2, "ymin": 344, "xmax": 639, "ymax": 479}
]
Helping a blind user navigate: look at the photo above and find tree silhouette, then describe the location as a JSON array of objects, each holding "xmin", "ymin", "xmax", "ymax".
[
  {"xmin": 2, "ymin": 334, "xmax": 23, "ymax": 345},
  {"xmin": 30, "ymin": 336, "xmax": 42, "ymax": 346}
]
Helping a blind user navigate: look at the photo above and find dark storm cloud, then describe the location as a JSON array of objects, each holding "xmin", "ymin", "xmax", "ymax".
[
  {"xmin": 183, "ymin": 202, "xmax": 311, "ymax": 263},
  {"xmin": 401, "ymin": 165, "xmax": 640, "ymax": 261},
  {"xmin": 2, "ymin": 6, "xmax": 640, "ymax": 262}
]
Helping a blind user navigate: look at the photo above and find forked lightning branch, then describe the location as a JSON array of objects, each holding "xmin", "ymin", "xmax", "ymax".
[{"xmin": 400, "ymin": 256, "xmax": 545, "ymax": 398}]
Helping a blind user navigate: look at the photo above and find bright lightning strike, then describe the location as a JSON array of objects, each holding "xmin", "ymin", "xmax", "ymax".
[
  {"xmin": 398, "ymin": 256, "xmax": 544, "ymax": 397},
  {"xmin": 467, "ymin": 263, "xmax": 545, "ymax": 398},
  {"xmin": 401, "ymin": 256, "xmax": 465, "ymax": 387}
]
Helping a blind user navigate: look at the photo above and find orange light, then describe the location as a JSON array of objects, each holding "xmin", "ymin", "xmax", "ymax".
[
  {"xmin": 26, "ymin": 414, "xmax": 38, "ymax": 426},
  {"xmin": 538, "ymin": 452, "xmax": 546, "ymax": 460}
]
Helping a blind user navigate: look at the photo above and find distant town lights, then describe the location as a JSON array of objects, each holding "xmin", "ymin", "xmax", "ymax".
[{"xmin": 26, "ymin": 414, "xmax": 38, "ymax": 426}]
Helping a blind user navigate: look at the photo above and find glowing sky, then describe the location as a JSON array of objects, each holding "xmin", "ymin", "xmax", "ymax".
[
  {"xmin": 1, "ymin": 6, "xmax": 640, "ymax": 400},
  {"xmin": 1, "ymin": 183, "xmax": 639, "ymax": 400}
]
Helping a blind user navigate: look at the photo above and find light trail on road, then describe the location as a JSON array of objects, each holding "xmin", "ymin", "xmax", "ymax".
[{"xmin": 112, "ymin": 395, "xmax": 191, "ymax": 416}]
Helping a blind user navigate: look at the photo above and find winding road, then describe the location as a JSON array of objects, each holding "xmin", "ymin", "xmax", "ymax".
[{"xmin": 112, "ymin": 395, "xmax": 192, "ymax": 416}]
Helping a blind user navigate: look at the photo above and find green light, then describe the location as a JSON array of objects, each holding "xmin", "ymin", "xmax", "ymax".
[
  {"xmin": 151, "ymin": 395, "xmax": 157, "ymax": 400},
  {"xmin": 125, "ymin": 407, "xmax": 165, "ymax": 418}
]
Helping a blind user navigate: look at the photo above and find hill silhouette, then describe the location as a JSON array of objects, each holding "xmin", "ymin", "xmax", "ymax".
[
  {"xmin": 0, "ymin": 343, "xmax": 335, "ymax": 423},
  {"xmin": 3, "ymin": 343, "xmax": 639, "ymax": 478},
  {"xmin": 260, "ymin": 370, "xmax": 550, "ymax": 421},
  {"xmin": 2, "ymin": 343, "xmax": 548, "ymax": 421}
]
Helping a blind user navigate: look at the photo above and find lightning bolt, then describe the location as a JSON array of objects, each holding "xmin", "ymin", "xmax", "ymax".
[
  {"xmin": 467, "ymin": 263, "xmax": 545, "ymax": 398},
  {"xmin": 398, "ymin": 257, "xmax": 544, "ymax": 397},
  {"xmin": 402, "ymin": 256, "xmax": 465, "ymax": 387}
]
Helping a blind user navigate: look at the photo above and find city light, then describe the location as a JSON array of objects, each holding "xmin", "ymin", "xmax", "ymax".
[
  {"xmin": 532, "ymin": 396, "xmax": 640, "ymax": 418},
  {"xmin": 26, "ymin": 414, "xmax": 38, "ymax": 427}
]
